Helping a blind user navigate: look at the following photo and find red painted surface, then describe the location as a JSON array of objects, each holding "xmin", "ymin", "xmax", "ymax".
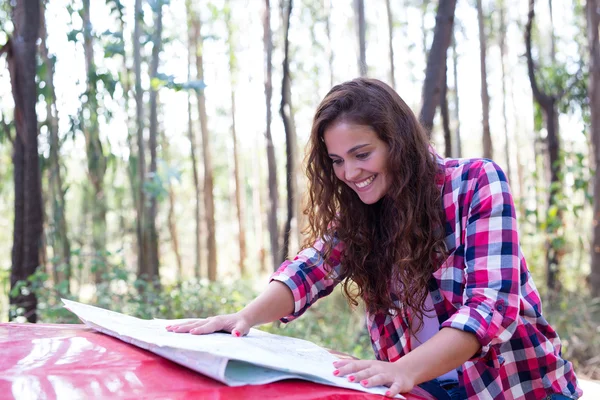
[{"xmin": 0, "ymin": 323, "xmax": 435, "ymax": 400}]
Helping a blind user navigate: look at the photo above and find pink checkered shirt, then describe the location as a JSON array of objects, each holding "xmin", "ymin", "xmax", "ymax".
[{"xmin": 271, "ymin": 151, "xmax": 582, "ymax": 399}]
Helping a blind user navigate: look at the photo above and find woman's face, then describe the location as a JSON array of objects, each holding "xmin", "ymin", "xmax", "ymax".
[{"xmin": 323, "ymin": 121, "xmax": 391, "ymax": 204}]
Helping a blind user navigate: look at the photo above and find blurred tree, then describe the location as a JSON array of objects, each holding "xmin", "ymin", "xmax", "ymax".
[
  {"xmin": 40, "ymin": 0, "xmax": 70, "ymax": 292},
  {"xmin": 186, "ymin": 0, "xmax": 202, "ymax": 279},
  {"xmin": 440, "ymin": 64, "xmax": 451, "ymax": 157},
  {"xmin": 280, "ymin": 0, "xmax": 297, "ymax": 263},
  {"xmin": 498, "ymin": 0, "xmax": 512, "ymax": 184},
  {"xmin": 2, "ymin": 0, "xmax": 42, "ymax": 322},
  {"xmin": 419, "ymin": 0, "xmax": 457, "ymax": 135},
  {"xmin": 263, "ymin": 0, "xmax": 279, "ymax": 271},
  {"xmin": 146, "ymin": 0, "xmax": 163, "ymax": 283},
  {"xmin": 324, "ymin": 0, "xmax": 334, "ymax": 87},
  {"xmin": 355, "ymin": 0, "xmax": 366, "ymax": 76},
  {"xmin": 451, "ymin": 31, "xmax": 462, "ymax": 157},
  {"xmin": 133, "ymin": 0, "xmax": 149, "ymax": 281},
  {"xmin": 525, "ymin": 0, "xmax": 580, "ymax": 293},
  {"xmin": 476, "ymin": 0, "xmax": 492, "ymax": 159},
  {"xmin": 385, "ymin": 0, "xmax": 395, "ymax": 89},
  {"xmin": 82, "ymin": 0, "xmax": 108, "ymax": 283},
  {"xmin": 588, "ymin": 0, "xmax": 600, "ymax": 297},
  {"xmin": 225, "ymin": 0, "xmax": 247, "ymax": 275},
  {"xmin": 191, "ymin": 4, "xmax": 217, "ymax": 281}
]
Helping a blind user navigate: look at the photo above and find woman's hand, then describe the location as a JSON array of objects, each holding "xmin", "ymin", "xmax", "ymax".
[
  {"xmin": 165, "ymin": 313, "xmax": 252, "ymax": 337},
  {"xmin": 332, "ymin": 359, "xmax": 415, "ymax": 398}
]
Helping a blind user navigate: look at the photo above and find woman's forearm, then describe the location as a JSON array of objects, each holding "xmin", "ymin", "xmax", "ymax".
[
  {"xmin": 237, "ymin": 280, "xmax": 295, "ymax": 327},
  {"xmin": 396, "ymin": 327, "xmax": 480, "ymax": 385}
]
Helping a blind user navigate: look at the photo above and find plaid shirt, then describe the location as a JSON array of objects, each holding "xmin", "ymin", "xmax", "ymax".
[{"xmin": 271, "ymin": 151, "xmax": 582, "ymax": 399}]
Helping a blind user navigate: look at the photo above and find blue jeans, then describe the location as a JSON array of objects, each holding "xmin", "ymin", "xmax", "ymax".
[
  {"xmin": 418, "ymin": 378, "xmax": 466, "ymax": 400},
  {"xmin": 418, "ymin": 379, "xmax": 574, "ymax": 400}
]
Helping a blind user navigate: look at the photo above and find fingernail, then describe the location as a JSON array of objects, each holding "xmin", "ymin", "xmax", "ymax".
[
  {"xmin": 333, "ymin": 369, "xmax": 340, "ymax": 376},
  {"xmin": 361, "ymin": 379, "xmax": 368, "ymax": 386},
  {"xmin": 348, "ymin": 376, "xmax": 355, "ymax": 382},
  {"xmin": 232, "ymin": 330, "xmax": 241, "ymax": 337},
  {"xmin": 385, "ymin": 391, "xmax": 391, "ymax": 397}
]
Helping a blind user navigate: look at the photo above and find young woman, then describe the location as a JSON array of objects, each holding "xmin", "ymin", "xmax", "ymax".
[{"xmin": 167, "ymin": 78, "xmax": 582, "ymax": 399}]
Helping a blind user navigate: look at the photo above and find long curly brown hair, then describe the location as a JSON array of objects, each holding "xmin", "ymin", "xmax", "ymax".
[{"xmin": 303, "ymin": 78, "xmax": 447, "ymax": 326}]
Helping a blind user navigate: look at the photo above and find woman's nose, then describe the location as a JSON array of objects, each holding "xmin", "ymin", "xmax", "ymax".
[{"xmin": 344, "ymin": 162, "xmax": 360, "ymax": 181}]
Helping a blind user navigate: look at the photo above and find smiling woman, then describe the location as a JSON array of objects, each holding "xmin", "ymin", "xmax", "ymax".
[
  {"xmin": 324, "ymin": 122, "xmax": 390, "ymax": 205},
  {"xmin": 166, "ymin": 78, "xmax": 582, "ymax": 400}
]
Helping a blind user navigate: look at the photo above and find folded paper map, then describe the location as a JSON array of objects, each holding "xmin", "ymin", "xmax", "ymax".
[{"xmin": 62, "ymin": 299, "xmax": 400, "ymax": 398}]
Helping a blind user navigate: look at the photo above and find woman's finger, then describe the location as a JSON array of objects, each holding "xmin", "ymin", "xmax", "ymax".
[{"xmin": 385, "ymin": 382, "xmax": 403, "ymax": 398}]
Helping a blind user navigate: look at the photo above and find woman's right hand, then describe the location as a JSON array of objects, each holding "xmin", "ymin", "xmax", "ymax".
[{"xmin": 165, "ymin": 312, "xmax": 252, "ymax": 337}]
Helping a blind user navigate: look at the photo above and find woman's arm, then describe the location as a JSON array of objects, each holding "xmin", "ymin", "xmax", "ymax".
[
  {"xmin": 333, "ymin": 327, "xmax": 480, "ymax": 397},
  {"xmin": 166, "ymin": 281, "xmax": 294, "ymax": 336}
]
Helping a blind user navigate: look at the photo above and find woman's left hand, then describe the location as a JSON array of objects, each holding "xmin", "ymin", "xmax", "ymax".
[{"xmin": 332, "ymin": 359, "xmax": 415, "ymax": 398}]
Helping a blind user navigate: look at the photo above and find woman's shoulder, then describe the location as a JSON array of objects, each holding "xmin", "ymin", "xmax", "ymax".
[{"xmin": 442, "ymin": 156, "xmax": 507, "ymax": 183}]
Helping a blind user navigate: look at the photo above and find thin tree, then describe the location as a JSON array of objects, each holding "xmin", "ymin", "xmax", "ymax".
[
  {"xmin": 146, "ymin": 0, "xmax": 163, "ymax": 282},
  {"xmin": 324, "ymin": 0, "xmax": 334, "ymax": 87},
  {"xmin": 2, "ymin": 0, "xmax": 43, "ymax": 322},
  {"xmin": 355, "ymin": 0, "xmax": 367, "ymax": 76},
  {"xmin": 419, "ymin": 0, "xmax": 457, "ymax": 135},
  {"xmin": 264, "ymin": 0, "xmax": 279, "ymax": 271},
  {"xmin": 525, "ymin": 0, "xmax": 578, "ymax": 292},
  {"xmin": 451, "ymin": 31, "xmax": 462, "ymax": 157},
  {"xmin": 186, "ymin": 0, "xmax": 202, "ymax": 279},
  {"xmin": 40, "ymin": 0, "xmax": 70, "ymax": 291},
  {"xmin": 440, "ymin": 65, "xmax": 451, "ymax": 157},
  {"xmin": 225, "ymin": 1, "xmax": 247, "ymax": 275},
  {"xmin": 588, "ymin": 0, "xmax": 600, "ymax": 297},
  {"xmin": 192, "ymin": 5, "xmax": 217, "ymax": 281},
  {"xmin": 133, "ymin": 0, "xmax": 148, "ymax": 280},
  {"xmin": 82, "ymin": 0, "xmax": 108, "ymax": 283},
  {"xmin": 280, "ymin": 0, "xmax": 296, "ymax": 263},
  {"xmin": 161, "ymin": 126, "xmax": 183, "ymax": 280},
  {"xmin": 476, "ymin": 0, "xmax": 492, "ymax": 159},
  {"xmin": 499, "ymin": 0, "xmax": 512, "ymax": 182},
  {"xmin": 385, "ymin": 0, "xmax": 395, "ymax": 88}
]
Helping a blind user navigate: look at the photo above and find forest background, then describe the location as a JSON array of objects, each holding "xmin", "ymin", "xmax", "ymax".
[{"xmin": 1, "ymin": 0, "xmax": 600, "ymax": 380}]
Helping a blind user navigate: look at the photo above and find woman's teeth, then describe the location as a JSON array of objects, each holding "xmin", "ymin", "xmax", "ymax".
[{"xmin": 356, "ymin": 175, "xmax": 375, "ymax": 188}]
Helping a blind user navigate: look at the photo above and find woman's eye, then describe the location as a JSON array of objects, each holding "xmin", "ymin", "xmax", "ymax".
[
  {"xmin": 356, "ymin": 152, "xmax": 370, "ymax": 160},
  {"xmin": 331, "ymin": 159, "xmax": 342, "ymax": 165}
]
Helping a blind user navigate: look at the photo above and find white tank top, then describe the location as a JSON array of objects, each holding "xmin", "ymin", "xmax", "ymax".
[{"xmin": 409, "ymin": 293, "xmax": 459, "ymax": 382}]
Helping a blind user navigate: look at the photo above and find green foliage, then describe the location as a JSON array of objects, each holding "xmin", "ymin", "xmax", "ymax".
[
  {"xmin": 545, "ymin": 292, "xmax": 600, "ymax": 379},
  {"xmin": 24, "ymin": 262, "xmax": 373, "ymax": 360}
]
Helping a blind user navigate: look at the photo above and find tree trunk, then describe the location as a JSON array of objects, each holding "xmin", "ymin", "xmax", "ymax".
[
  {"xmin": 146, "ymin": 0, "xmax": 163, "ymax": 283},
  {"xmin": 451, "ymin": 31, "xmax": 461, "ymax": 158},
  {"xmin": 192, "ymin": 7, "xmax": 217, "ymax": 281},
  {"xmin": 82, "ymin": 0, "xmax": 107, "ymax": 284},
  {"xmin": 324, "ymin": 0, "xmax": 334, "ymax": 87},
  {"xmin": 280, "ymin": 0, "xmax": 296, "ymax": 263},
  {"xmin": 588, "ymin": 0, "xmax": 600, "ymax": 297},
  {"xmin": 133, "ymin": 0, "xmax": 148, "ymax": 280},
  {"xmin": 385, "ymin": 0, "xmax": 395, "ymax": 89},
  {"xmin": 355, "ymin": 0, "xmax": 367, "ymax": 76},
  {"xmin": 499, "ymin": 0, "xmax": 512, "ymax": 183},
  {"xmin": 161, "ymin": 129, "xmax": 183, "ymax": 281},
  {"xmin": 440, "ymin": 65, "xmax": 451, "ymax": 157},
  {"xmin": 419, "ymin": 0, "xmax": 457, "ymax": 135},
  {"xmin": 225, "ymin": 2, "xmax": 247, "ymax": 275},
  {"xmin": 264, "ymin": 0, "xmax": 280, "ymax": 271},
  {"xmin": 526, "ymin": 0, "xmax": 563, "ymax": 293},
  {"xmin": 186, "ymin": 0, "xmax": 202, "ymax": 279},
  {"xmin": 40, "ymin": 1, "xmax": 70, "ymax": 292},
  {"xmin": 477, "ymin": 0, "xmax": 492, "ymax": 159},
  {"xmin": 5, "ymin": 0, "xmax": 42, "ymax": 322}
]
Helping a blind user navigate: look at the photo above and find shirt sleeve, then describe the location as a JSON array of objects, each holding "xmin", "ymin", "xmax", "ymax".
[
  {"xmin": 270, "ymin": 235, "xmax": 345, "ymax": 322},
  {"xmin": 440, "ymin": 160, "xmax": 520, "ymax": 362}
]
